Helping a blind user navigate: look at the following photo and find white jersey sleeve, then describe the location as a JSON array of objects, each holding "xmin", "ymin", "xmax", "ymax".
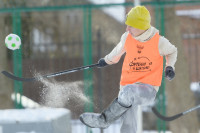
[
  {"xmin": 159, "ymin": 36, "xmax": 178, "ymax": 69},
  {"xmin": 104, "ymin": 32, "xmax": 128, "ymax": 64}
]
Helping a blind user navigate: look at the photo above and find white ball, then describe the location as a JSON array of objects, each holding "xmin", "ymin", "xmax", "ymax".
[{"xmin": 5, "ymin": 34, "xmax": 21, "ymax": 50}]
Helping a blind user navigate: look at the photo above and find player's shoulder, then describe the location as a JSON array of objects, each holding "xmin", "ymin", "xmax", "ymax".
[
  {"xmin": 159, "ymin": 35, "xmax": 170, "ymax": 44},
  {"xmin": 121, "ymin": 32, "xmax": 129, "ymax": 41}
]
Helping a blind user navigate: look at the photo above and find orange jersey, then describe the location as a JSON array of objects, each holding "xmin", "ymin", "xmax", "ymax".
[{"xmin": 120, "ymin": 33, "xmax": 163, "ymax": 86}]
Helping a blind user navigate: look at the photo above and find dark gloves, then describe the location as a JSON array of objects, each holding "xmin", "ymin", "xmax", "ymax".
[
  {"xmin": 165, "ymin": 66, "xmax": 175, "ymax": 81},
  {"xmin": 98, "ymin": 58, "xmax": 108, "ymax": 68}
]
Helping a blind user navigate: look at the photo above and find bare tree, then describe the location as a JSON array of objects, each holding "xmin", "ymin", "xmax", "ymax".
[{"xmin": 164, "ymin": 7, "xmax": 199, "ymax": 132}]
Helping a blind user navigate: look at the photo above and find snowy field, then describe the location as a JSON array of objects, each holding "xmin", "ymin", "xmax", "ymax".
[
  {"xmin": 0, "ymin": 108, "xmax": 71, "ymax": 133},
  {"xmin": 71, "ymin": 120, "xmax": 173, "ymax": 133},
  {"xmin": 0, "ymin": 108, "xmax": 199, "ymax": 133}
]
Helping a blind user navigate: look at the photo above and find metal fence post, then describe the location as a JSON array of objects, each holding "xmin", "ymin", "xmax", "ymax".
[
  {"xmin": 12, "ymin": 11, "xmax": 23, "ymax": 109},
  {"xmin": 83, "ymin": 6, "xmax": 93, "ymax": 133},
  {"xmin": 155, "ymin": 4, "xmax": 166, "ymax": 133}
]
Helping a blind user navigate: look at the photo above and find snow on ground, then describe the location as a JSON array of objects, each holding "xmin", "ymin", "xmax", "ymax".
[
  {"xmin": 88, "ymin": 0, "xmax": 125, "ymax": 23},
  {"xmin": 190, "ymin": 82, "xmax": 200, "ymax": 92},
  {"xmin": 176, "ymin": 9, "xmax": 200, "ymax": 19},
  {"xmin": 89, "ymin": 1, "xmax": 200, "ymax": 22},
  {"xmin": 0, "ymin": 108, "xmax": 69, "ymax": 123},
  {"xmin": 0, "ymin": 108, "xmax": 71, "ymax": 133},
  {"xmin": 71, "ymin": 119, "xmax": 173, "ymax": 133}
]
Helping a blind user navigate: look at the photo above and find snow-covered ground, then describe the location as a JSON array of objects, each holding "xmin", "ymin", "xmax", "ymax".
[
  {"xmin": 0, "ymin": 108, "xmax": 69, "ymax": 123},
  {"xmin": 89, "ymin": 0, "xmax": 125, "ymax": 23},
  {"xmin": 0, "ymin": 108, "xmax": 71, "ymax": 133},
  {"xmin": 89, "ymin": 0, "xmax": 200, "ymax": 22},
  {"xmin": 71, "ymin": 119, "xmax": 172, "ymax": 133},
  {"xmin": 190, "ymin": 82, "xmax": 200, "ymax": 92},
  {"xmin": 176, "ymin": 9, "xmax": 200, "ymax": 19}
]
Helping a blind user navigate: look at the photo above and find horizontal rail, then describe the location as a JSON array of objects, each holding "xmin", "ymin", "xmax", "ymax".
[{"xmin": 0, "ymin": 1, "xmax": 200, "ymax": 13}]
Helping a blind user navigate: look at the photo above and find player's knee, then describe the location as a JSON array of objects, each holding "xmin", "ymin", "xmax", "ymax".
[{"xmin": 118, "ymin": 85, "xmax": 135, "ymax": 107}]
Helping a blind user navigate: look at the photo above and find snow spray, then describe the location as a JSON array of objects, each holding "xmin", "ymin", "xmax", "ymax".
[{"xmin": 35, "ymin": 73, "xmax": 91, "ymax": 108}]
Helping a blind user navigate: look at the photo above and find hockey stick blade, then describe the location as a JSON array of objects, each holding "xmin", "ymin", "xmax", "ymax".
[
  {"xmin": 152, "ymin": 104, "xmax": 200, "ymax": 121},
  {"xmin": 152, "ymin": 107, "xmax": 183, "ymax": 121},
  {"xmin": 2, "ymin": 63, "xmax": 99, "ymax": 82},
  {"xmin": 1, "ymin": 71, "xmax": 38, "ymax": 82},
  {"xmin": 2, "ymin": 71, "xmax": 37, "ymax": 82}
]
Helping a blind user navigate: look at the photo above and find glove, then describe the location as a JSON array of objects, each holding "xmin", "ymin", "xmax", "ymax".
[
  {"xmin": 165, "ymin": 66, "xmax": 175, "ymax": 81},
  {"xmin": 97, "ymin": 58, "xmax": 108, "ymax": 68}
]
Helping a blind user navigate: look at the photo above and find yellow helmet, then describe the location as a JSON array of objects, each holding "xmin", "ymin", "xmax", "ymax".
[{"xmin": 125, "ymin": 6, "xmax": 151, "ymax": 30}]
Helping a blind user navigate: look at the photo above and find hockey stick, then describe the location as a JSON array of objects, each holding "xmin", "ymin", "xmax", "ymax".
[
  {"xmin": 2, "ymin": 63, "xmax": 99, "ymax": 82},
  {"xmin": 152, "ymin": 104, "xmax": 200, "ymax": 121}
]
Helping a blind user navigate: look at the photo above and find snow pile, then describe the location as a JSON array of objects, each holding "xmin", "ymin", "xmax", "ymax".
[
  {"xmin": 88, "ymin": 0, "xmax": 125, "ymax": 23},
  {"xmin": 176, "ymin": 9, "xmax": 200, "ymax": 19},
  {"xmin": 0, "ymin": 108, "xmax": 69, "ymax": 123},
  {"xmin": 190, "ymin": 82, "xmax": 200, "ymax": 92},
  {"xmin": 0, "ymin": 108, "xmax": 71, "ymax": 133}
]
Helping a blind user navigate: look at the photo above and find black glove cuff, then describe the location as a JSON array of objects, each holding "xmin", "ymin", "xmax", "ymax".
[
  {"xmin": 98, "ymin": 58, "xmax": 108, "ymax": 68},
  {"xmin": 165, "ymin": 66, "xmax": 175, "ymax": 80}
]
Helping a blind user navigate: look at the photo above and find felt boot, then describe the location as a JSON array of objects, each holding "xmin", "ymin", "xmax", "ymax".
[{"xmin": 80, "ymin": 98, "xmax": 130, "ymax": 128}]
